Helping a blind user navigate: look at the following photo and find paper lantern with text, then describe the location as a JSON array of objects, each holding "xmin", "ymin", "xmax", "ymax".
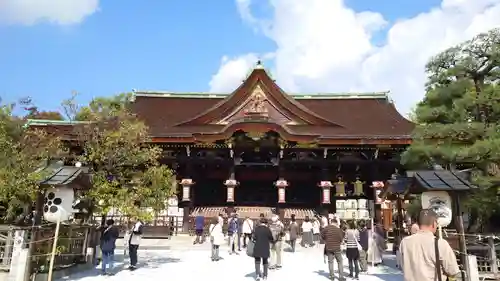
[{"xmin": 421, "ymin": 191, "xmax": 452, "ymax": 227}]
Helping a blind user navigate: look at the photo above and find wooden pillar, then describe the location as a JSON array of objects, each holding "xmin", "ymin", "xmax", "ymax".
[
  {"xmin": 394, "ymin": 195, "xmax": 404, "ymax": 253},
  {"xmin": 370, "ymin": 162, "xmax": 383, "ymax": 225},
  {"xmin": 181, "ymin": 153, "xmax": 194, "ymax": 233},
  {"xmin": 453, "ymin": 193, "xmax": 468, "ymax": 281}
]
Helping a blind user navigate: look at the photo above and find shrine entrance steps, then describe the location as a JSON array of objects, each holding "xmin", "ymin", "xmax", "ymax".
[
  {"xmin": 191, "ymin": 206, "xmax": 273, "ymax": 219},
  {"xmin": 190, "ymin": 206, "xmax": 316, "ymax": 220}
]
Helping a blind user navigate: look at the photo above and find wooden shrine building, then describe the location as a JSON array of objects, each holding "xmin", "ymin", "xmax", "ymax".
[{"xmin": 28, "ymin": 62, "xmax": 414, "ymax": 222}]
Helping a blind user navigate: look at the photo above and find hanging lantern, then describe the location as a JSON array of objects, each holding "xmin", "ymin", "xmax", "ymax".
[
  {"xmin": 274, "ymin": 179, "xmax": 288, "ymax": 203},
  {"xmin": 335, "ymin": 176, "xmax": 346, "ymax": 196},
  {"xmin": 180, "ymin": 178, "xmax": 194, "ymax": 202},
  {"xmin": 224, "ymin": 179, "xmax": 238, "ymax": 203},
  {"xmin": 318, "ymin": 181, "xmax": 333, "ymax": 204}
]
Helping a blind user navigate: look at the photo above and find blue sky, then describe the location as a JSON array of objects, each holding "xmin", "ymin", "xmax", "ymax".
[{"xmin": 0, "ymin": 0, "xmax": 464, "ymax": 114}]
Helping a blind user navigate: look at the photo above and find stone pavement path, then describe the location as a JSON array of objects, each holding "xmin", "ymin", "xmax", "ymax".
[{"xmin": 59, "ymin": 239, "xmax": 403, "ymax": 281}]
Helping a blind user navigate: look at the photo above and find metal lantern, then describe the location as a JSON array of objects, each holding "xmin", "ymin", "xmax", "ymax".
[
  {"xmin": 275, "ymin": 179, "xmax": 288, "ymax": 203},
  {"xmin": 224, "ymin": 179, "xmax": 238, "ymax": 203},
  {"xmin": 180, "ymin": 178, "xmax": 194, "ymax": 202}
]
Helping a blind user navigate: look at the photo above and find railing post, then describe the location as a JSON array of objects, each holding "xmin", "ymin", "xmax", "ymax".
[
  {"xmin": 488, "ymin": 236, "xmax": 498, "ymax": 277},
  {"xmin": 2, "ymin": 229, "xmax": 14, "ymax": 267},
  {"xmin": 175, "ymin": 217, "xmax": 178, "ymax": 236}
]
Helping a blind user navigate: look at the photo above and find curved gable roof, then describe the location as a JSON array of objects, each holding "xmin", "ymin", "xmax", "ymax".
[{"xmin": 176, "ymin": 68, "xmax": 339, "ymax": 126}]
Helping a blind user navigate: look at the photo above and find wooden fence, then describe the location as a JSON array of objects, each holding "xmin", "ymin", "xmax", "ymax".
[
  {"xmin": 445, "ymin": 232, "xmax": 499, "ymax": 279},
  {"xmin": 0, "ymin": 224, "xmax": 97, "ymax": 274}
]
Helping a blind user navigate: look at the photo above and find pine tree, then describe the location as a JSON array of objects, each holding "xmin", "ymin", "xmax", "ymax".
[{"xmin": 402, "ymin": 28, "xmax": 500, "ymax": 229}]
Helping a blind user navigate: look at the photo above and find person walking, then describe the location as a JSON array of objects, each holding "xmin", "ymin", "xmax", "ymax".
[
  {"xmin": 358, "ymin": 220, "xmax": 369, "ymax": 273},
  {"xmin": 399, "ymin": 209, "xmax": 460, "ymax": 281},
  {"xmin": 252, "ymin": 217, "xmax": 274, "ymax": 280},
  {"xmin": 301, "ymin": 216, "xmax": 314, "ymax": 247},
  {"xmin": 228, "ymin": 213, "xmax": 239, "ymax": 254},
  {"xmin": 312, "ymin": 217, "xmax": 321, "ymax": 246},
  {"xmin": 320, "ymin": 214, "xmax": 329, "ymax": 244},
  {"xmin": 99, "ymin": 219, "xmax": 119, "ymax": 275},
  {"xmin": 288, "ymin": 214, "xmax": 299, "ymax": 252},
  {"xmin": 345, "ymin": 220, "xmax": 361, "ymax": 279},
  {"xmin": 367, "ymin": 219, "xmax": 385, "ymax": 266},
  {"xmin": 321, "ymin": 218, "xmax": 345, "ymax": 281},
  {"xmin": 269, "ymin": 215, "xmax": 285, "ymax": 270},
  {"xmin": 127, "ymin": 218, "xmax": 143, "ymax": 270},
  {"xmin": 193, "ymin": 214, "xmax": 205, "ymax": 244},
  {"xmin": 209, "ymin": 217, "xmax": 224, "ymax": 261},
  {"xmin": 242, "ymin": 216, "xmax": 254, "ymax": 248},
  {"xmin": 236, "ymin": 214, "xmax": 243, "ymax": 251}
]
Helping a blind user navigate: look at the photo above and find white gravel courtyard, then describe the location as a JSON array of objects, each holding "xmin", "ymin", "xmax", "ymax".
[{"xmin": 58, "ymin": 239, "xmax": 403, "ymax": 281}]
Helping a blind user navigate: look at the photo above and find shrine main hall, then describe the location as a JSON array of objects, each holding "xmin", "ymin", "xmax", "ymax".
[{"xmin": 30, "ymin": 62, "xmax": 414, "ymax": 221}]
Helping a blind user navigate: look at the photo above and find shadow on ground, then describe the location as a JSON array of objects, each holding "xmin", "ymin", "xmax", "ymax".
[
  {"xmin": 57, "ymin": 253, "xmax": 181, "ymax": 281},
  {"xmin": 313, "ymin": 269, "xmax": 351, "ymax": 279}
]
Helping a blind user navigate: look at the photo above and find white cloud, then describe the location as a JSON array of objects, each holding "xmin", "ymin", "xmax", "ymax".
[
  {"xmin": 0, "ymin": 0, "xmax": 99, "ymax": 26},
  {"xmin": 209, "ymin": 0, "xmax": 500, "ymax": 116}
]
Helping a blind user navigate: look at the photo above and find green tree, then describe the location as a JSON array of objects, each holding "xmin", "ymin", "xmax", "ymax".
[
  {"xmin": 64, "ymin": 94, "xmax": 175, "ymax": 220},
  {"xmin": 19, "ymin": 97, "xmax": 65, "ymax": 120},
  {"xmin": 63, "ymin": 92, "xmax": 133, "ymax": 121},
  {"xmin": 0, "ymin": 102, "xmax": 63, "ymax": 224},
  {"xmin": 402, "ymin": 28, "xmax": 500, "ymax": 230}
]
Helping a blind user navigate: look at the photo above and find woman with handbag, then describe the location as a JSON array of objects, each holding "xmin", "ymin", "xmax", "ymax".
[
  {"xmin": 345, "ymin": 220, "xmax": 361, "ymax": 280},
  {"xmin": 209, "ymin": 217, "xmax": 224, "ymax": 261},
  {"xmin": 251, "ymin": 217, "xmax": 274, "ymax": 280}
]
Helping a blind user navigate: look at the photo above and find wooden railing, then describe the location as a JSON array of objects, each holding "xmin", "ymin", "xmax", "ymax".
[
  {"xmin": 0, "ymin": 224, "xmax": 97, "ymax": 273},
  {"xmin": 444, "ymin": 232, "xmax": 500, "ymax": 278},
  {"xmin": 98, "ymin": 215, "xmax": 183, "ymax": 238},
  {"xmin": 0, "ymin": 225, "xmax": 13, "ymax": 271}
]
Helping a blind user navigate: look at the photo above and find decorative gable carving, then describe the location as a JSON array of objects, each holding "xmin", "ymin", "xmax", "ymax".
[{"xmin": 214, "ymin": 84, "xmax": 301, "ymax": 125}]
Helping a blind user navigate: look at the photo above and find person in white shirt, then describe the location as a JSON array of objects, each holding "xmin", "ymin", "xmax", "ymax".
[
  {"xmin": 312, "ymin": 218, "xmax": 321, "ymax": 246},
  {"xmin": 242, "ymin": 216, "xmax": 254, "ymax": 248},
  {"xmin": 301, "ymin": 216, "xmax": 314, "ymax": 247},
  {"xmin": 209, "ymin": 217, "xmax": 224, "ymax": 261},
  {"xmin": 127, "ymin": 218, "xmax": 143, "ymax": 270}
]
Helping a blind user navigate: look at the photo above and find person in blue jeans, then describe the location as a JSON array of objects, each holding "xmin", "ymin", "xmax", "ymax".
[
  {"xmin": 193, "ymin": 215, "xmax": 205, "ymax": 244},
  {"xmin": 100, "ymin": 219, "xmax": 119, "ymax": 275}
]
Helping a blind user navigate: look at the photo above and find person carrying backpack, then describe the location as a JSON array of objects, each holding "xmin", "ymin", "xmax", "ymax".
[{"xmin": 269, "ymin": 215, "xmax": 284, "ymax": 269}]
